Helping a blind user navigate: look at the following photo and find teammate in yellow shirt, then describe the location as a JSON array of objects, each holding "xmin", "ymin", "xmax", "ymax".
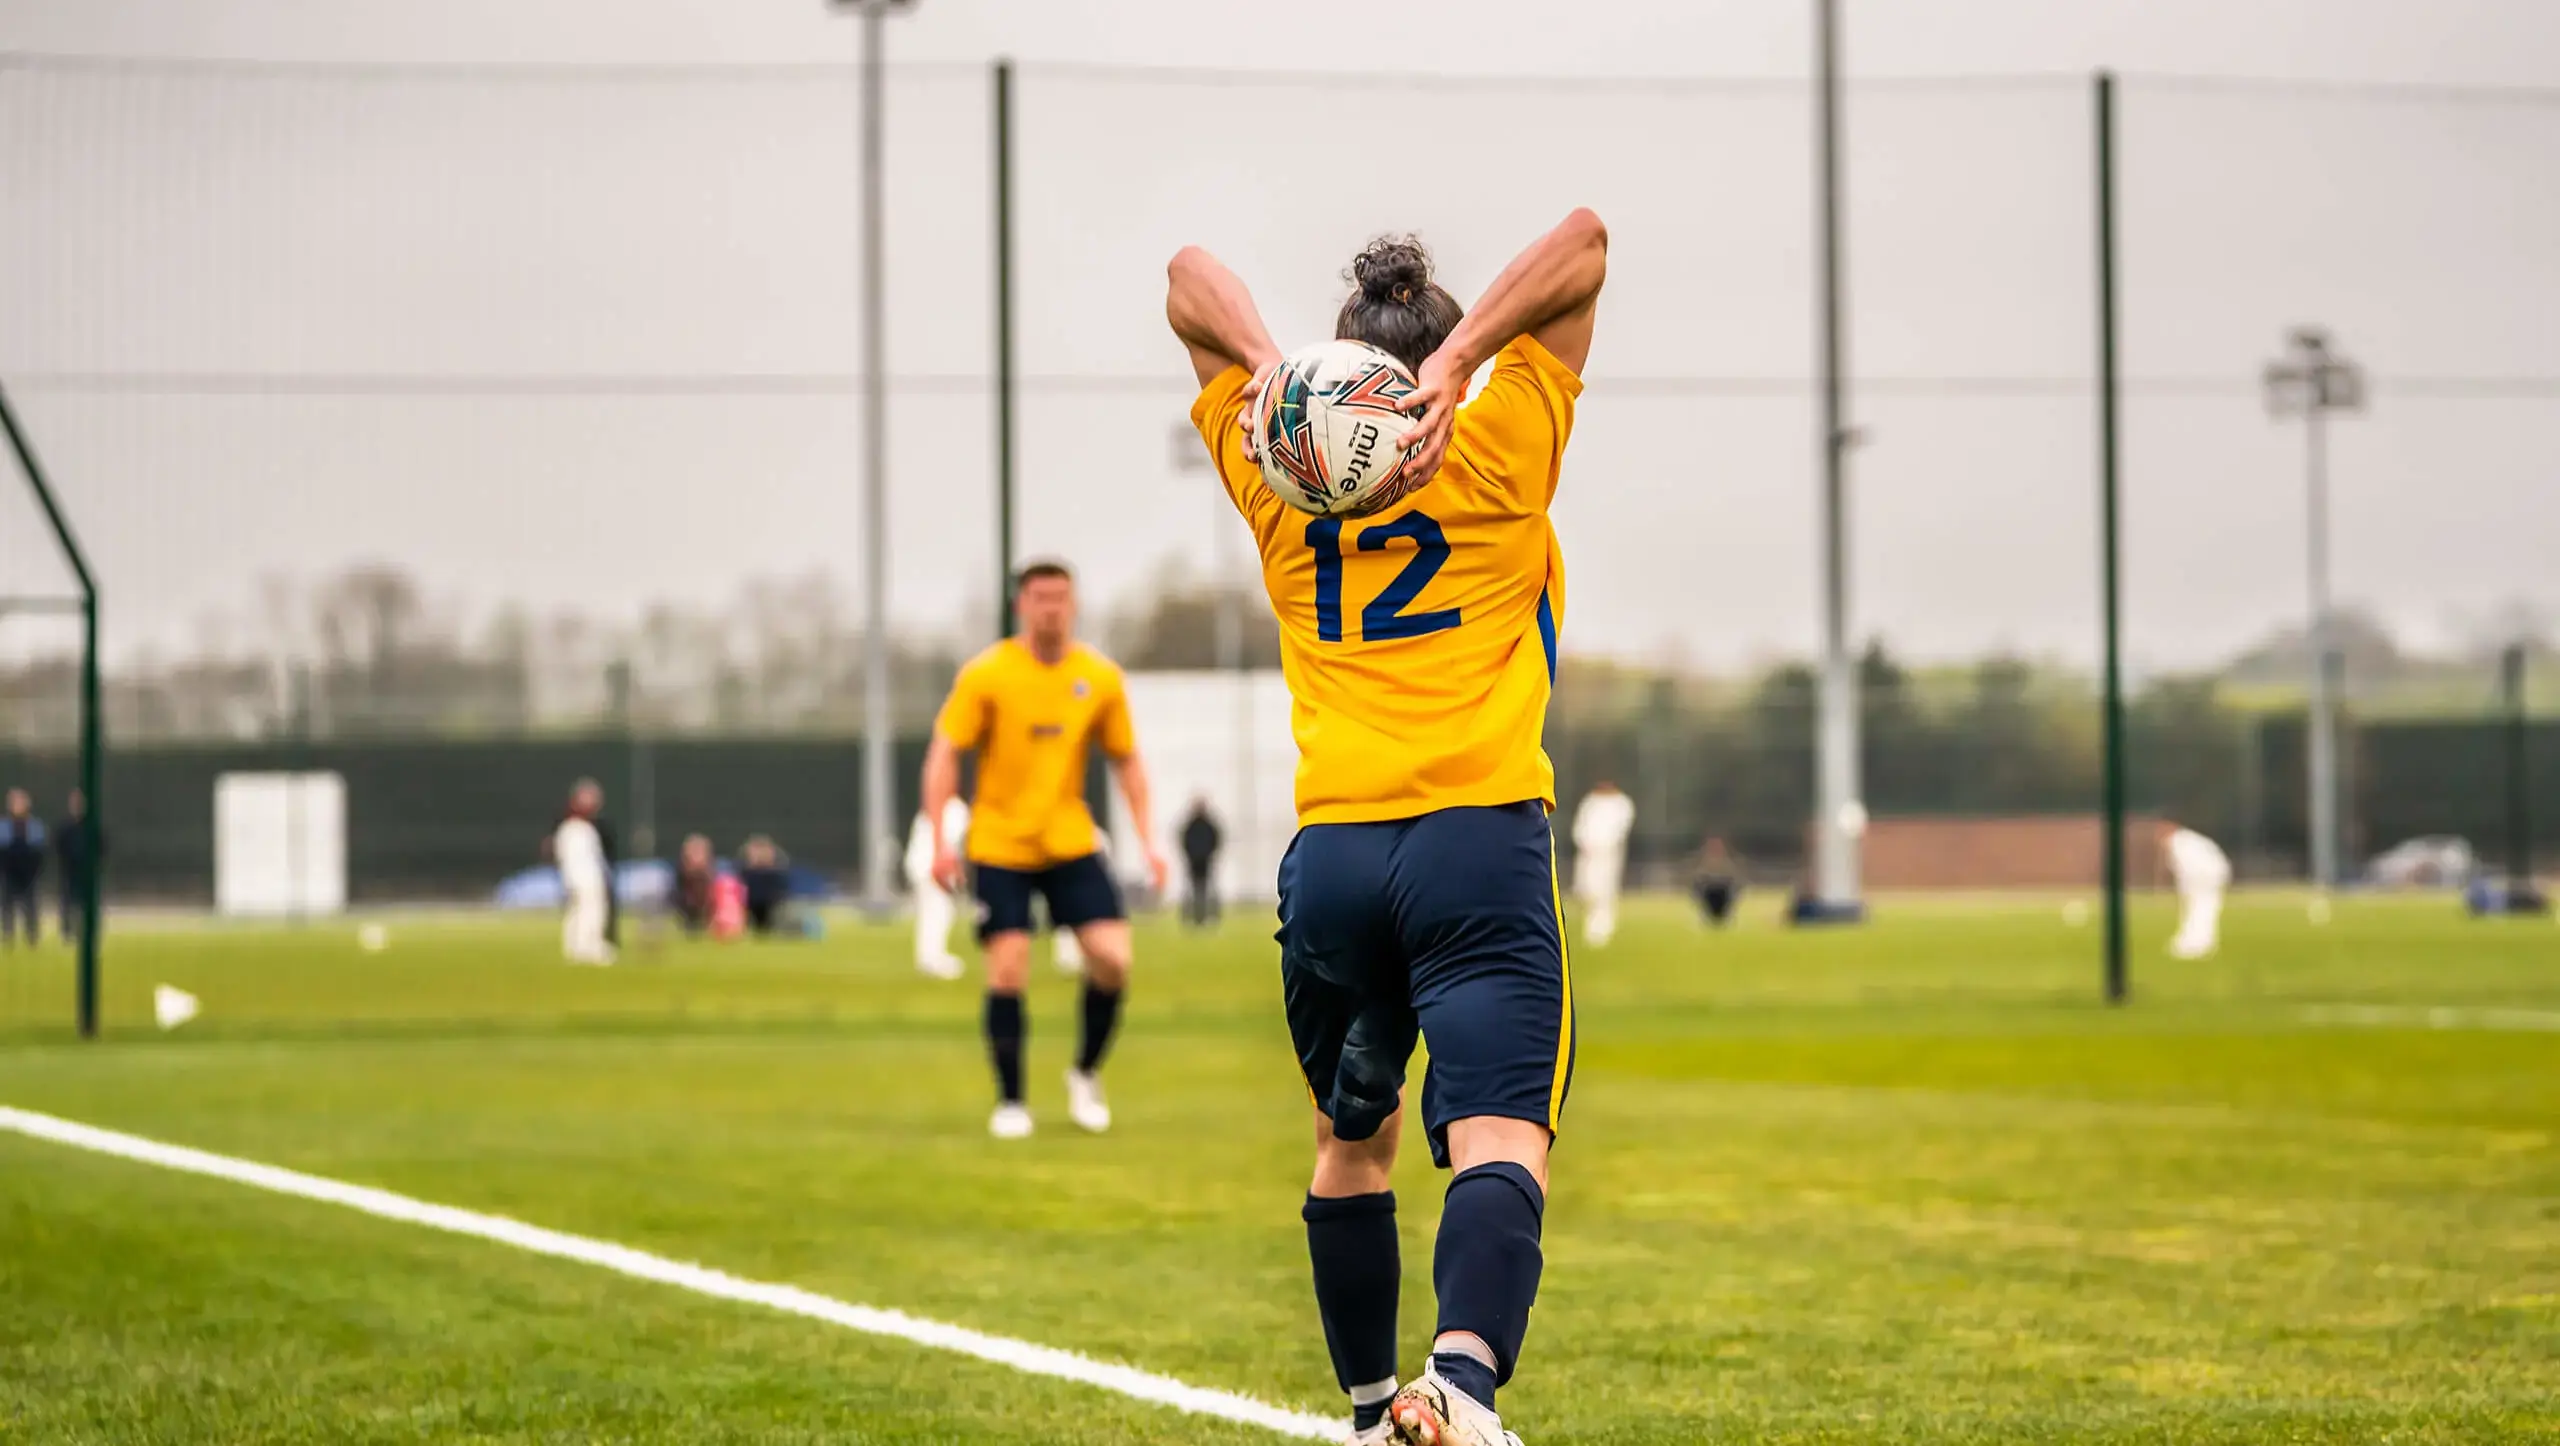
[
  {"xmin": 921, "ymin": 561, "xmax": 1168, "ymax": 1141},
  {"xmin": 1168, "ymin": 209, "xmax": 1606, "ymax": 1446}
]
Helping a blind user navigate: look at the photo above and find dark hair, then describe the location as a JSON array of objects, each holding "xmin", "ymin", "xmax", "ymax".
[
  {"xmin": 1015, "ymin": 559, "xmax": 1074, "ymax": 590},
  {"xmin": 1336, "ymin": 235, "xmax": 1463, "ymax": 374}
]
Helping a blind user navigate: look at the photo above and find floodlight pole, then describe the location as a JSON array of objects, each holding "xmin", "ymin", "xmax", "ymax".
[
  {"xmin": 993, "ymin": 57, "xmax": 1017, "ymax": 641},
  {"xmin": 835, "ymin": 0, "xmax": 916, "ymax": 914},
  {"xmin": 2264, "ymin": 328, "xmax": 2364, "ymax": 889},
  {"xmin": 1811, "ymin": 0, "xmax": 1863, "ymax": 909},
  {"xmin": 2094, "ymin": 71, "xmax": 2127, "ymax": 1004},
  {"xmin": 2306, "ymin": 403, "xmax": 2336, "ymax": 887}
]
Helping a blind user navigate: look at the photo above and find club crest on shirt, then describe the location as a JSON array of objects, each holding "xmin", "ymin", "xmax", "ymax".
[{"xmin": 1072, "ymin": 681, "xmax": 1090, "ymax": 698}]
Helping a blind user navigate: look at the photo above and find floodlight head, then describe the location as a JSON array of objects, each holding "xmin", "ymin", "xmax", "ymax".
[
  {"xmin": 2263, "ymin": 360, "xmax": 2315, "ymax": 417},
  {"xmin": 2264, "ymin": 327, "xmax": 2367, "ymax": 418},
  {"xmin": 2315, "ymin": 361, "xmax": 2367, "ymax": 413}
]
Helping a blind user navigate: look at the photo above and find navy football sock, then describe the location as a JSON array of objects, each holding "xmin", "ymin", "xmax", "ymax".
[
  {"xmin": 1303, "ymin": 1191, "xmax": 1400, "ymax": 1428},
  {"xmin": 1428, "ymin": 1349, "xmax": 1499, "ymax": 1416},
  {"xmin": 1432, "ymin": 1160, "xmax": 1547, "ymax": 1405},
  {"xmin": 1075, "ymin": 981, "xmax": 1124, "ymax": 1074},
  {"xmin": 984, "ymin": 991, "xmax": 1026, "ymax": 1104}
]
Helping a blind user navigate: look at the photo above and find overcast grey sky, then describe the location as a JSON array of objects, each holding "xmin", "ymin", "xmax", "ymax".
[{"xmin": 2, "ymin": 0, "xmax": 2555, "ymax": 673}]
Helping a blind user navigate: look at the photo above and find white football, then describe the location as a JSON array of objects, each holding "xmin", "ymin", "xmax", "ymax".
[{"xmin": 1251, "ymin": 339, "xmax": 1426, "ymax": 518}]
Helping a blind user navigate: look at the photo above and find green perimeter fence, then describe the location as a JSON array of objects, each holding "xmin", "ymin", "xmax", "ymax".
[{"xmin": 0, "ymin": 706, "xmax": 2550, "ymax": 904}]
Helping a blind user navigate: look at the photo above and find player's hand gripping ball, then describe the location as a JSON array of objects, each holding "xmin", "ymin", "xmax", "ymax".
[{"xmin": 1247, "ymin": 339, "xmax": 1428, "ymax": 518}]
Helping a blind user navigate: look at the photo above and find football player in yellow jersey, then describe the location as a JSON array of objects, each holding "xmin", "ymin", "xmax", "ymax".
[
  {"xmin": 1168, "ymin": 208, "xmax": 1606, "ymax": 1446},
  {"xmin": 920, "ymin": 561, "xmax": 1169, "ymax": 1142}
]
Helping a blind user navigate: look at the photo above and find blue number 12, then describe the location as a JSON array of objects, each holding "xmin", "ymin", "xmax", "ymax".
[{"xmin": 1305, "ymin": 512, "xmax": 1463, "ymax": 644}]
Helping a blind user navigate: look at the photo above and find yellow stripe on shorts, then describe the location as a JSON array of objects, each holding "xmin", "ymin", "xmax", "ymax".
[{"xmin": 1546, "ymin": 835, "xmax": 1575, "ymax": 1130}]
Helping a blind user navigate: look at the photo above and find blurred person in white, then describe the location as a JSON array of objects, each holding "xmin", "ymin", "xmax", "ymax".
[
  {"xmin": 553, "ymin": 779, "xmax": 616, "ymax": 966},
  {"xmin": 2161, "ymin": 819, "xmax": 2232, "ymax": 960},
  {"xmin": 906, "ymin": 795, "xmax": 972, "ymax": 980},
  {"xmin": 1570, "ymin": 781, "xmax": 1635, "ymax": 947}
]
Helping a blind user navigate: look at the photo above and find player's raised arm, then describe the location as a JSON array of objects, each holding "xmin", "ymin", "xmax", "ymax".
[
  {"xmin": 1448, "ymin": 207, "xmax": 1610, "ymax": 376},
  {"xmin": 1166, "ymin": 246, "xmax": 1283, "ymax": 388},
  {"xmin": 1398, "ymin": 208, "xmax": 1608, "ymax": 482}
]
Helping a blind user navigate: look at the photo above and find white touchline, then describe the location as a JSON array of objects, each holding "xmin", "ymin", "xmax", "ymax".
[
  {"xmin": 2299, "ymin": 1004, "xmax": 2560, "ymax": 1033},
  {"xmin": 0, "ymin": 1105, "xmax": 1338, "ymax": 1442}
]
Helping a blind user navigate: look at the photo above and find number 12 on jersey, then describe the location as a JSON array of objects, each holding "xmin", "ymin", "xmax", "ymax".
[{"xmin": 1306, "ymin": 512, "xmax": 1463, "ymax": 644}]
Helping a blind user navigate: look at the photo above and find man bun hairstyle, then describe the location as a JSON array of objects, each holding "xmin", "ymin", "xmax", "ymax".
[
  {"xmin": 1337, "ymin": 234, "xmax": 1464, "ymax": 374},
  {"xmin": 1353, "ymin": 236, "xmax": 1431, "ymax": 306}
]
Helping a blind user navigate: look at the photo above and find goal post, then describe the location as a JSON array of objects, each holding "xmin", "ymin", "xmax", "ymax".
[{"xmin": 0, "ymin": 379, "xmax": 104, "ymax": 1038}]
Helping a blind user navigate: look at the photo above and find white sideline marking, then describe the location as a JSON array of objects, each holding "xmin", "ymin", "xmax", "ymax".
[
  {"xmin": 2300, "ymin": 1004, "xmax": 2560, "ymax": 1033},
  {"xmin": 0, "ymin": 1105, "xmax": 1337, "ymax": 1442}
]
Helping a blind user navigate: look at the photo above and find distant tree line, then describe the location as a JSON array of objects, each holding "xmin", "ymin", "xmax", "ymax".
[
  {"xmin": 0, "ymin": 565, "xmax": 968, "ymax": 746},
  {"xmin": 1, "ymin": 565, "xmax": 2550, "ymax": 877}
]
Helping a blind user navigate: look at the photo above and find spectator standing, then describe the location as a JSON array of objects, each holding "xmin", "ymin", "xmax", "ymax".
[
  {"xmin": 739, "ymin": 835, "xmax": 792, "ymax": 937},
  {"xmin": 0, "ymin": 789, "xmax": 44, "ymax": 947},
  {"xmin": 54, "ymin": 789, "xmax": 97, "ymax": 945},
  {"xmin": 1694, "ymin": 836, "xmax": 1741, "ymax": 928},
  {"xmin": 1179, "ymin": 796, "xmax": 1224, "ymax": 930},
  {"xmin": 673, "ymin": 833, "xmax": 716, "ymax": 935}
]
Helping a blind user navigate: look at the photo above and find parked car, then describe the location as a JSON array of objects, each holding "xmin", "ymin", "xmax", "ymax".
[{"xmin": 2364, "ymin": 836, "xmax": 2476, "ymax": 890}]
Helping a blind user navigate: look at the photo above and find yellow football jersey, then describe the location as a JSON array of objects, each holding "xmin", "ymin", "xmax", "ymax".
[
  {"xmin": 934, "ymin": 639, "xmax": 1136, "ymax": 869},
  {"xmin": 1191, "ymin": 335, "xmax": 1579, "ymax": 826}
]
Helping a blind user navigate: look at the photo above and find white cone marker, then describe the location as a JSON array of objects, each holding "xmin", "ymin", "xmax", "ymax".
[{"xmin": 153, "ymin": 984, "xmax": 200, "ymax": 1032}]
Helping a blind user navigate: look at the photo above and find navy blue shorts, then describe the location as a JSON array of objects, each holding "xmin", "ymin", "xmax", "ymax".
[
  {"xmin": 974, "ymin": 853, "xmax": 1123, "ymax": 943},
  {"xmin": 1277, "ymin": 800, "xmax": 1574, "ymax": 1169}
]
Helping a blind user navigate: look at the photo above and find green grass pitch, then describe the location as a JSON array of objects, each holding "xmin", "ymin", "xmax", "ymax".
[{"xmin": 1, "ymin": 893, "xmax": 2554, "ymax": 1443}]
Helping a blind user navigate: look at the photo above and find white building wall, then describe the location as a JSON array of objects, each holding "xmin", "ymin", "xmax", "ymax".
[{"xmin": 1109, "ymin": 670, "xmax": 1295, "ymax": 905}]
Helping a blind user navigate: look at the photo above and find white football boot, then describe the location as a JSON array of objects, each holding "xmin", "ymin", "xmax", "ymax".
[
  {"xmin": 1345, "ymin": 1423, "xmax": 1397, "ymax": 1446},
  {"xmin": 1065, "ymin": 1069, "xmax": 1112, "ymax": 1134},
  {"xmin": 1387, "ymin": 1365, "xmax": 1518, "ymax": 1446},
  {"xmin": 917, "ymin": 953, "xmax": 964, "ymax": 981},
  {"xmin": 988, "ymin": 1103, "xmax": 1034, "ymax": 1140}
]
